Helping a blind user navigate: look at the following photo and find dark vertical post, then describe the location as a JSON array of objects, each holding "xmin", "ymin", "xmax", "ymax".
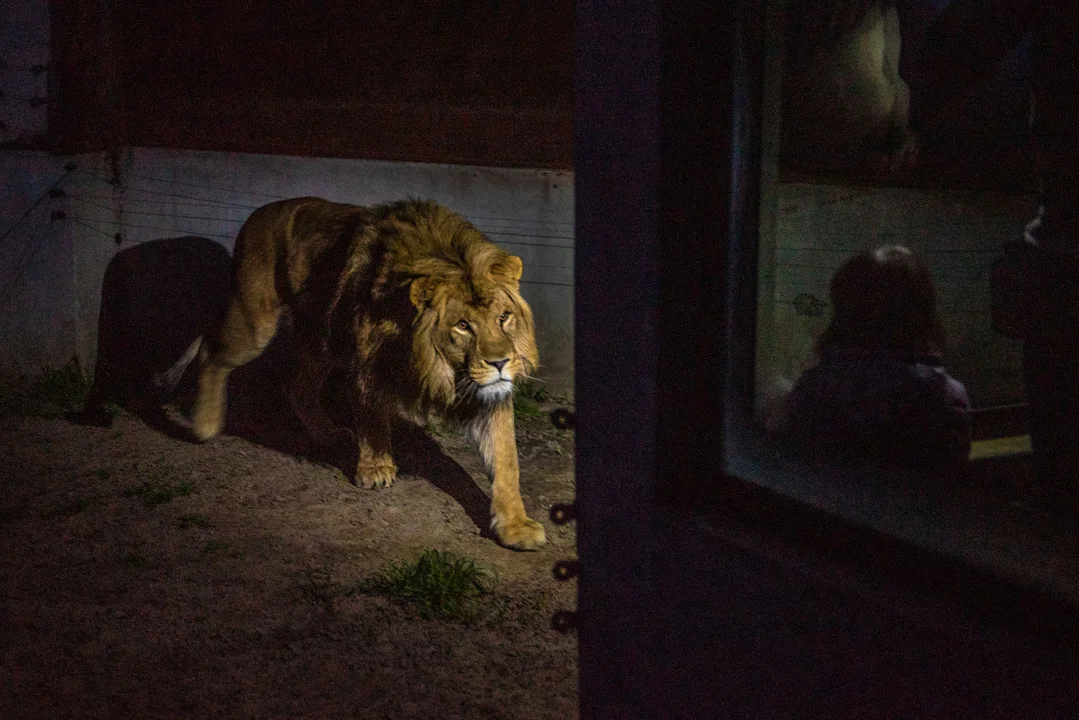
[
  {"xmin": 575, "ymin": 1, "xmax": 749, "ymax": 717},
  {"xmin": 574, "ymin": 1, "xmax": 661, "ymax": 716},
  {"xmin": 657, "ymin": 2, "xmax": 742, "ymax": 489}
]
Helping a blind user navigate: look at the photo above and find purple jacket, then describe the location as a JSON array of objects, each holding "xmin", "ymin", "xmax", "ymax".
[{"xmin": 784, "ymin": 347, "xmax": 973, "ymax": 470}]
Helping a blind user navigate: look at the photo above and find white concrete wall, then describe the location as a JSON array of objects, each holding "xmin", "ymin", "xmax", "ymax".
[
  {"xmin": 0, "ymin": 149, "xmax": 576, "ymax": 392},
  {"xmin": 0, "ymin": 152, "xmax": 78, "ymax": 373}
]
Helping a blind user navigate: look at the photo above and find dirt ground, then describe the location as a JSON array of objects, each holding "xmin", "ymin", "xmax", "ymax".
[{"xmin": 0, "ymin": 362, "xmax": 578, "ymax": 720}]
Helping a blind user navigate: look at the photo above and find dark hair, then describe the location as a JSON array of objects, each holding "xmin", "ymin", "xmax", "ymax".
[{"xmin": 819, "ymin": 245, "xmax": 946, "ymax": 355}]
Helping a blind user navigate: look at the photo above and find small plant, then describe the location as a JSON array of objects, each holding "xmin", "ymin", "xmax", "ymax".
[
  {"xmin": 31, "ymin": 356, "xmax": 91, "ymax": 410},
  {"xmin": 513, "ymin": 393, "xmax": 542, "ymax": 418},
  {"xmin": 99, "ymin": 402, "xmax": 123, "ymax": 422},
  {"xmin": 353, "ymin": 549, "xmax": 505, "ymax": 623},
  {"xmin": 513, "ymin": 379, "xmax": 549, "ymax": 418},
  {"xmin": 0, "ymin": 356, "xmax": 93, "ymax": 417},
  {"xmin": 123, "ymin": 478, "xmax": 197, "ymax": 507},
  {"xmin": 515, "ymin": 379, "xmax": 550, "ymax": 404}
]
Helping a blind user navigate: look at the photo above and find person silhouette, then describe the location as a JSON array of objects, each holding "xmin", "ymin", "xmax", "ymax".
[
  {"xmin": 785, "ymin": 245, "xmax": 973, "ymax": 472},
  {"xmin": 908, "ymin": 0, "xmax": 1079, "ymax": 513}
]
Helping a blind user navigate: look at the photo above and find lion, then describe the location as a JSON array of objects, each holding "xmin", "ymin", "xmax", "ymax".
[
  {"xmin": 158, "ymin": 197, "xmax": 546, "ymax": 550},
  {"xmin": 781, "ymin": 0, "xmax": 915, "ymax": 170}
]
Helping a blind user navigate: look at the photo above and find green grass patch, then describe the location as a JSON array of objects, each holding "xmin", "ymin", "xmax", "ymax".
[
  {"xmin": 353, "ymin": 549, "xmax": 506, "ymax": 623},
  {"xmin": 515, "ymin": 379, "xmax": 550, "ymax": 403},
  {"xmin": 123, "ymin": 478, "xmax": 197, "ymax": 507},
  {"xmin": 32, "ymin": 356, "xmax": 91, "ymax": 410},
  {"xmin": 512, "ymin": 393, "xmax": 542, "ymax": 418},
  {"xmin": 512, "ymin": 379, "xmax": 548, "ymax": 418},
  {"xmin": 0, "ymin": 356, "xmax": 92, "ymax": 417},
  {"xmin": 513, "ymin": 379, "xmax": 576, "ymax": 423},
  {"xmin": 94, "ymin": 402, "xmax": 123, "ymax": 423}
]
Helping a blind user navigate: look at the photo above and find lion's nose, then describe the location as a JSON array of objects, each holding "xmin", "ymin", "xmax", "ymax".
[{"xmin": 486, "ymin": 358, "xmax": 509, "ymax": 373}]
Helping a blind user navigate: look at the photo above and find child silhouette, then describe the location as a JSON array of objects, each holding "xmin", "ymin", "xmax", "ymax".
[{"xmin": 785, "ymin": 245, "xmax": 972, "ymax": 471}]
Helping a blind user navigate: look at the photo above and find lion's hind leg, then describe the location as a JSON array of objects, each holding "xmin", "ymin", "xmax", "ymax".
[
  {"xmin": 289, "ymin": 347, "xmax": 355, "ymax": 452},
  {"xmin": 191, "ymin": 298, "xmax": 281, "ymax": 442}
]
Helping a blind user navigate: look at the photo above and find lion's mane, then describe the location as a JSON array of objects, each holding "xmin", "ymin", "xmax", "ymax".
[{"xmin": 319, "ymin": 198, "xmax": 539, "ymax": 418}]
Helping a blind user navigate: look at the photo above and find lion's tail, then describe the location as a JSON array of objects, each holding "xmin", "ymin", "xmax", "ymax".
[{"xmin": 151, "ymin": 335, "xmax": 207, "ymax": 401}]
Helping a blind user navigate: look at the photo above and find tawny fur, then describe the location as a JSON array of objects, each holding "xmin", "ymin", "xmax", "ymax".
[{"xmin": 170, "ymin": 197, "xmax": 545, "ymax": 550}]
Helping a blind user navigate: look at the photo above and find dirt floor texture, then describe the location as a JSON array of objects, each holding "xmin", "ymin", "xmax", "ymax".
[{"xmin": 0, "ymin": 361, "xmax": 578, "ymax": 720}]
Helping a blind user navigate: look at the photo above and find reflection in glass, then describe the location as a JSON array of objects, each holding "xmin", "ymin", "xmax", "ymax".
[
  {"xmin": 756, "ymin": 0, "xmax": 1034, "ymax": 463},
  {"xmin": 783, "ymin": 245, "xmax": 973, "ymax": 473}
]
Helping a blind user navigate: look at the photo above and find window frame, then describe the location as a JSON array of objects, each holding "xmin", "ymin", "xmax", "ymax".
[{"xmin": 574, "ymin": 0, "xmax": 1079, "ymax": 716}]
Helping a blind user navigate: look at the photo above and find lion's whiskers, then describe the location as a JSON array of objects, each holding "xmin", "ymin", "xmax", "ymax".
[{"xmin": 455, "ymin": 375, "xmax": 481, "ymax": 404}]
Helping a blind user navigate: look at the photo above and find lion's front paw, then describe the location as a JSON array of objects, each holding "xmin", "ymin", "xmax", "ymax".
[
  {"xmin": 190, "ymin": 420, "xmax": 221, "ymax": 443},
  {"xmin": 356, "ymin": 459, "xmax": 398, "ymax": 489},
  {"xmin": 492, "ymin": 517, "xmax": 547, "ymax": 551}
]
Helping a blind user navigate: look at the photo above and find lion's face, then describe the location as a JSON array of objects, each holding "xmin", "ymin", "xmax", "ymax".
[
  {"xmin": 410, "ymin": 258, "xmax": 539, "ymax": 408},
  {"xmin": 442, "ymin": 290, "xmax": 535, "ymax": 403}
]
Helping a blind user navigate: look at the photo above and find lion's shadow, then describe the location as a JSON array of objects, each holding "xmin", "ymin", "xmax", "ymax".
[
  {"xmin": 223, "ymin": 353, "xmax": 492, "ymax": 536},
  {"xmin": 69, "ymin": 236, "xmax": 492, "ymax": 536}
]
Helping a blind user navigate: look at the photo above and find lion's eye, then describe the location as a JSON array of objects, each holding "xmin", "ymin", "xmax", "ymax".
[
  {"xmin": 456, "ymin": 319, "xmax": 470, "ymax": 331},
  {"xmin": 499, "ymin": 311, "xmax": 511, "ymax": 323}
]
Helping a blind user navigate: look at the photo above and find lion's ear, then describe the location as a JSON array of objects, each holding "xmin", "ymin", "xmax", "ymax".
[
  {"xmin": 409, "ymin": 277, "xmax": 432, "ymax": 311},
  {"xmin": 493, "ymin": 255, "xmax": 523, "ymax": 282}
]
